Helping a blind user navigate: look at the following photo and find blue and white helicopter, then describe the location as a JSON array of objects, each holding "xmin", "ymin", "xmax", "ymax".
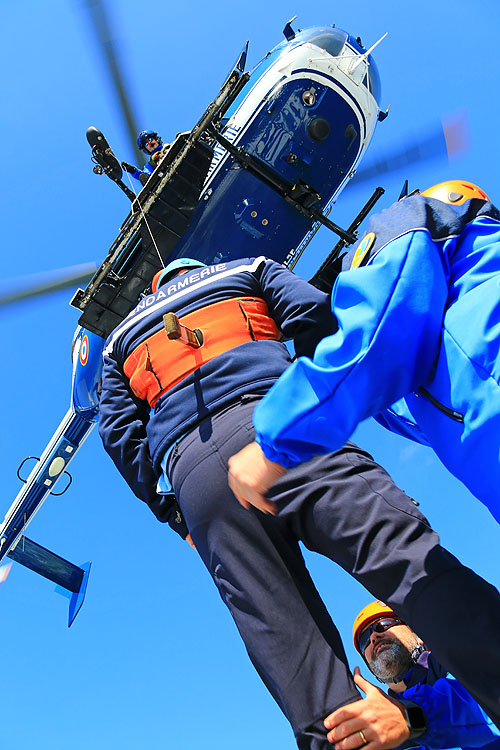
[{"xmin": 0, "ymin": 17, "xmax": 447, "ymax": 625}]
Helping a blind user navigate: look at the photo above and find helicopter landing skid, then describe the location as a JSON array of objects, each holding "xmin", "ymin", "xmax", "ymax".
[{"xmin": 308, "ymin": 186, "xmax": 385, "ymax": 293}]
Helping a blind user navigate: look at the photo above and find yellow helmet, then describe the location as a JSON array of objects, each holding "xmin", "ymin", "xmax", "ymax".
[
  {"xmin": 421, "ymin": 180, "xmax": 490, "ymax": 205},
  {"xmin": 352, "ymin": 600, "xmax": 398, "ymax": 654}
]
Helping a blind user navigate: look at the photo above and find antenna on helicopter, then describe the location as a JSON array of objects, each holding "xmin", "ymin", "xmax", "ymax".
[
  {"xmin": 349, "ymin": 32, "xmax": 388, "ymax": 72},
  {"xmin": 398, "ymin": 179, "xmax": 409, "ymax": 200},
  {"xmin": 378, "ymin": 104, "xmax": 391, "ymax": 122},
  {"xmin": 235, "ymin": 41, "xmax": 249, "ymax": 72}
]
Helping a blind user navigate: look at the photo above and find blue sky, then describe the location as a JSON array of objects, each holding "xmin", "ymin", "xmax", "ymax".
[{"xmin": 1, "ymin": 1, "xmax": 499, "ymax": 748}]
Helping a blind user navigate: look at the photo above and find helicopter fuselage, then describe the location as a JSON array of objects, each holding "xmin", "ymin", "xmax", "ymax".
[
  {"xmin": 0, "ymin": 23, "xmax": 385, "ymax": 624},
  {"xmin": 170, "ymin": 25, "xmax": 381, "ymax": 267}
]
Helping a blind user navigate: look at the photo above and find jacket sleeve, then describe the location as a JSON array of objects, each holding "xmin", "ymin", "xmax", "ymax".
[
  {"xmin": 253, "ymin": 231, "xmax": 449, "ymax": 467},
  {"xmin": 374, "ymin": 400, "xmax": 431, "ymax": 446},
  {"xmin": 130, "ymin": 164, "xmax": 153, "ymax": 184},
  {"xmin": 98, "ymin": 351, "xmax": 188, "ymax": 537},
  {"xmin": 402, "ymin": 677, "xmax": 500, "ymax": 749},
  {"xmin": 254, "ymin": 258, "xmax": 338, "ymax": 358}
]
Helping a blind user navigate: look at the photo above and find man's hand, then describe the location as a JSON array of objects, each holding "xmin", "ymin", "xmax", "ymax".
[
  {"xmin": 324, "ymin": 668, "xmax": 410, "ymax": 749},
  {"xmin": 121, "ymin": 161, "xmax": 137, "ymax": 173},
  {"xmin": 227, "ymin": 441, "xmax": 287, "ymax": 515}
]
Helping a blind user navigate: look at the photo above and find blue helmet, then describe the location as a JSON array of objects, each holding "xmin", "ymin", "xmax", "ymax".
[
  {"xmin": 137, "ymin": 129, "xmax": 163, "ymax": 153},
  {"xmin": 152, "ymin": 258, "xmax": 207, "ymax": 292}
]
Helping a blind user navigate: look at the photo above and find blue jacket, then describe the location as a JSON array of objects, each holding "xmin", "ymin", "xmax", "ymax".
[
  {"xmin": 129, "ymin": 142, "xmax": 169, "ymax": 183},
  {"xmin": 392, "ymin": 651, "xmax": 500, "ymax": 749},
  {"xmin": 98, "ymin": 257, "xmax": 336, "ymax": 527},
  {"xmin": 252, "ymin": 196, "xmax": 500, "ymax": 522},
  {"xmin": 129, "ymin": 160, "xmax": 154, "ymax": 184}
]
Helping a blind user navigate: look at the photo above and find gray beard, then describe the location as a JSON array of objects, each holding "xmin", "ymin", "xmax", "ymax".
[{"xmin": 369, "ymin": 641, "xmax": 415, "ymax": 683}]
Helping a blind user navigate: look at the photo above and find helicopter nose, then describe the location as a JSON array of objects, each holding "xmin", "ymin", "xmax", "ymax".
[{"xmin": 307, "ymin": 117, "xmax": 330, "ymax": 142}]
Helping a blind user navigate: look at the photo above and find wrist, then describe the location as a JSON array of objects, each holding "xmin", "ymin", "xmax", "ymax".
[
  {"xmin": 399, "ymin": 700, "xmax": 427, "ymax": 740},
  {"xmin": 255, "ymin": 436, "xmax": 301, "ymax": 469}
]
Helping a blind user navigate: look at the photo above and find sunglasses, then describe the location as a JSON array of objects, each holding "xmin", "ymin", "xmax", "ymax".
[{"xmin": 358, "ymin": 617, "xmax": 404, "ymax": 653}]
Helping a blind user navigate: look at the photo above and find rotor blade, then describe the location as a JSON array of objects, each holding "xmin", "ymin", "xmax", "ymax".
[
  {"xmin": 81, "ymin": 0, "xmax": 145, "ymax": 165},
  {"xmin": 353, "ymin": 112, "xmax": 470, "ymax": 186},
  {"xmin": 0, "ymin": 262, "xmax": 97, "ymax": 307}
]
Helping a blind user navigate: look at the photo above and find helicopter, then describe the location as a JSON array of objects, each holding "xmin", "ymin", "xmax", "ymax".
[{"xmin": 0, "ymin": 17, "xmax": 452, "ymax": 626}]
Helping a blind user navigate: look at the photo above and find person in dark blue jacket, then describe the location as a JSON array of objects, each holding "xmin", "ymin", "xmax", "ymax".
[
  {"xmin": 121, "ymin": 130, "xmax": 171, "ymax": 186},
  {"xmin": 324, "ymin": 601, "xmax": 500, "ymax": 750},
  {"xmin": 99, "ymin": 256, "xmax": 500, "ymax": 748}
]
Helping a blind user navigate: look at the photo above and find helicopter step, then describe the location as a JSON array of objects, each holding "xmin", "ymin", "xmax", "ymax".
[{"xmin": 7, "ymin": 536, "xmax": 91, "ymax": 627}]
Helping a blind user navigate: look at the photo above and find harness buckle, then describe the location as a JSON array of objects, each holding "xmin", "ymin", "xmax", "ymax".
[{"xmin": 163, "ymin": 312, "xmax": 204, "ymax": 348}]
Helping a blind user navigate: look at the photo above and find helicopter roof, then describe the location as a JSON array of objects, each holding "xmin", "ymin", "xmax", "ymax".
[{"xmin": 269, "ymin": 25, "xmax": 382, "ymax": 104}]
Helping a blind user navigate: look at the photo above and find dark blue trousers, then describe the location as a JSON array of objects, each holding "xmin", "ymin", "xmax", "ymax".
[{"xmin": 167, "ymin": 395, "xmax": 500, "ymax": 748}]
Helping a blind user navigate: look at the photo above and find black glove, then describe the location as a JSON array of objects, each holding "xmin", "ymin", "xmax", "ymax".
[{"xmin": 121, "ymin": 161, "xmax": 137, "ymax": 174}]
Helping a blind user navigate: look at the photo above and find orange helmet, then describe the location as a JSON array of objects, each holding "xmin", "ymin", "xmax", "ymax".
[
  {"xmin": 421, "ymin": 180, "xmax": 490, "ymax": 205},
  {"xmin": 352, "ymin": 600, "xmax": 400, "ymax": 654}
]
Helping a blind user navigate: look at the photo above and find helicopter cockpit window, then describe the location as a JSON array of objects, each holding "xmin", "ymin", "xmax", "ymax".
[
  {"xmin": 362, "ymin": 57, "xmax": 381, "ymax": 104},
  {"xmin": 294, "ymin": 28, "xmax": 348, "ymax": 57},
  {"xmin": 290, "ymin": 28, "xmax": 381, "ymax": 104}
]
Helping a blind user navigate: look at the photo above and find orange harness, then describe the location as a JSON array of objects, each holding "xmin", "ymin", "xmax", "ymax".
[{"xmin": 123, "ymin": 297, "xmax": 281, "ymax": 408}]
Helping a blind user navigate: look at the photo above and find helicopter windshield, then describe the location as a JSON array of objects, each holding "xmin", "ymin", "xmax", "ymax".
[
  {"xmin": 362, "ymin": 56, "xmax": 381, "ymax": 104},
  {"xmin": 270, "ymin": 26, "xmax": 382, "ymax": 105},
  {"xmin": 292, "ymin": 27, "xmax": 348, "ymax": 57}
]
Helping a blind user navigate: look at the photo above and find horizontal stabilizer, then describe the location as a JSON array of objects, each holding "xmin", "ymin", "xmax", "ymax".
[{"xmin": 8, "ymin": 537, "xmax": 91, "ymax": 626}]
